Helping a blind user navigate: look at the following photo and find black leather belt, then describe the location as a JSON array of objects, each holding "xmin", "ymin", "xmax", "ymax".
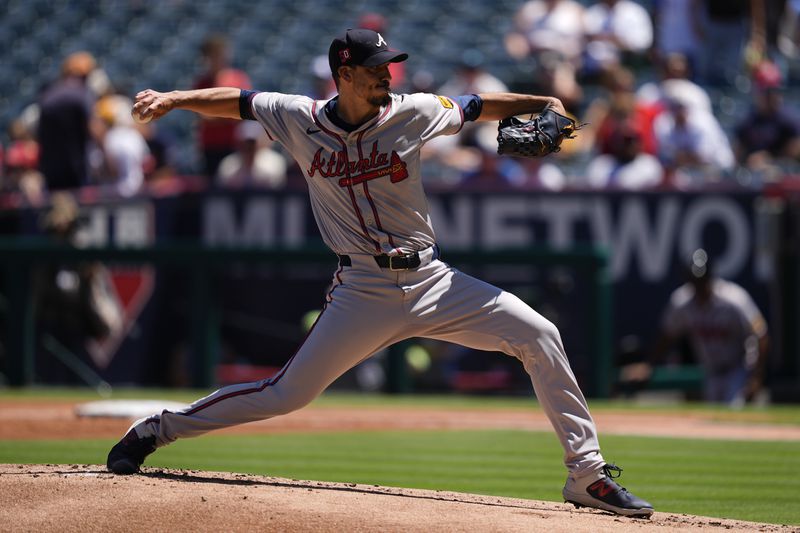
[{"xmin": 338, "ymin": 250, "xmax": 431, "ymax": 270}]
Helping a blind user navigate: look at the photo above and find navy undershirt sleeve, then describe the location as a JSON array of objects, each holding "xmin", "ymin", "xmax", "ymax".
[
  {"xmin": 450, "ymin": 94, "xmax": 483, "ymax": 122},
  {"xmin": 239, "ymin": 89, "xmax": 259, "ymax": 120}
]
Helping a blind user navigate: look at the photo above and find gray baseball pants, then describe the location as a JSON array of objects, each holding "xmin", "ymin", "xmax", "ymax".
[{"xmin": 132, "ymin": 247, "xmax": 605, "ymax": 476}]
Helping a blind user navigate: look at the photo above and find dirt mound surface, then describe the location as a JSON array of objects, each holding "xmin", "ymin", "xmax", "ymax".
[{"xmin": 1, "ymin": 464, "xmax": 794, "ymax": 533}]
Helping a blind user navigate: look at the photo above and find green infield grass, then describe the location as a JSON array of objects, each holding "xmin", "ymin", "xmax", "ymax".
[{"xmin": 0, "ymin": 429, "xmax": 798, "ymax": 525}]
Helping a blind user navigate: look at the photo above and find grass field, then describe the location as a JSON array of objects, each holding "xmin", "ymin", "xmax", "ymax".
[{"xmin": 1, "ymin": 388, "xmax": 799, "ymax": 525}]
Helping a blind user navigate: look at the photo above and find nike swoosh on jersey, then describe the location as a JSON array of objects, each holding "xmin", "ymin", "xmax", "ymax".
[{"xmin": 306, "ymin": 127, "xmax": 321, "ymax": 134}]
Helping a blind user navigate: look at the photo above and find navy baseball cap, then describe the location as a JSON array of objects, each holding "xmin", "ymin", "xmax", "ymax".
[{"xmin": 329, "ymin": 29, "xmax": 408, "ymax": 74}]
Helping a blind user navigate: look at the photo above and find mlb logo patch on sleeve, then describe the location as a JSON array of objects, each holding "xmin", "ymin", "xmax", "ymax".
[{"xmin": 436, "ymin": 95, "xmax": 453, "ymax": 109}]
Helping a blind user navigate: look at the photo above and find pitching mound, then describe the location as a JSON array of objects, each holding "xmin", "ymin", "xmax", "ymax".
[{"xmin": 1, "ymin": 464, "xmax": 792, "ymax": 532}]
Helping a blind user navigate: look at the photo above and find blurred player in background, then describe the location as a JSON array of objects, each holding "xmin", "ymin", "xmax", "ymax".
[{"xmin": 652, "ymin": 249, "xmax": 769, "ymax": 406}]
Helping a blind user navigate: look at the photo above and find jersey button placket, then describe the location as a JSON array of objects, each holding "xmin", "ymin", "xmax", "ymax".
[{"xmin": 355, "ymin": 186, "xmax": 370, "ymax": 223}]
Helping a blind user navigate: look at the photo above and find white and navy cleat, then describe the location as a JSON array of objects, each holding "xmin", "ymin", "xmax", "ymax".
[{"xmin": 563, "ymin": 463, "xmax": 654, "ymax": 518}]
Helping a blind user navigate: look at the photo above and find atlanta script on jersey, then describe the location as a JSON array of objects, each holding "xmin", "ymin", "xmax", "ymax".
[{"xmin": 249, "ymin": 92, "xmax": 464, "ymax": 255}]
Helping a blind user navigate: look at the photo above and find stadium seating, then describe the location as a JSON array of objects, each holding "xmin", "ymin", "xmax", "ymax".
[{"xmin": 0, "ymin": 0, "xmax": 793, "ymax": 176}]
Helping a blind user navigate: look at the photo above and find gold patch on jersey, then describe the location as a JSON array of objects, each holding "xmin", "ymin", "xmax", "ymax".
[{"xmin": 436, "ymin": 95, "xmax": 453, "ymax": 109}]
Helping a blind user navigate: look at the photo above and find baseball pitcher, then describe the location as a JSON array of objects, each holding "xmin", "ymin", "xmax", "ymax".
[{"xmin": 107, "ymin": 29, "xmax": 653, "ymax": 518}]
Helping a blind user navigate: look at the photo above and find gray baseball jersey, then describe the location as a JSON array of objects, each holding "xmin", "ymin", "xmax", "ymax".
[
  {"xmin": 251, "ymin": 91, "xmax": 462, "ymax": 255},
  {"xmin": 124, "ymin": 91, "xmax": 606, "ymax": 480}
]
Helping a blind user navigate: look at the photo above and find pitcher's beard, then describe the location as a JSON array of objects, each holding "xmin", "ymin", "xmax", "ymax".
[{"xmin": 368, "ymin": 93, "xmax": 391, "ymax": 107}]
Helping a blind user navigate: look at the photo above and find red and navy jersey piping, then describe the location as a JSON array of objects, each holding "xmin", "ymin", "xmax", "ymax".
[{"xmin": 311, "ymin": 101, "xmax": 382, "ymax": 252}]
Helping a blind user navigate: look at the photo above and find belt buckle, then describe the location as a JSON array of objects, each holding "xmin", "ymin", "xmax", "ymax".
[{"xmin": 389, "ymin": 255, "xmax": 405, "ymax": 271}]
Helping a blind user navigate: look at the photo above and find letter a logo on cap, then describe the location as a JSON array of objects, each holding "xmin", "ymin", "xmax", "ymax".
[{"xmin": 376, "ymin": 33, "xmax": 387, "ymax": 47}]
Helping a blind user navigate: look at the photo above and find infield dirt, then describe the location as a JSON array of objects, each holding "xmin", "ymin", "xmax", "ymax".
[{"xmin": 1, "ymin": 464, "xmax": 797, "ymax": 532}]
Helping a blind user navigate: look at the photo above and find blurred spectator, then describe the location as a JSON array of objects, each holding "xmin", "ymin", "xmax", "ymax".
[
  {"xmin": 33, "ymin": 192, "xmax": 123, "ymax": 384},
  {"xmin": 584, "ymin": 67, "xmax": 660, "ymax": 156},
  {"xmin": 13, "ymin": 103, "xmax": 41, "ymax": 145},
  {"xmin": 357, "ymin": 13, "xmax": 406, "ymax": 91},
  {"xmin": 775, "ymin": 0, "xmax": 800, "ymax": 61},
  {"xmin": 216, "ymin": 121, "xmax": 287, "ymax": 189},
  {"xmin": 653, "ymin": 97, "xmax": 735, "ymax": 187},
  {"xmin": 636, "ymin": 53, "xmax": 712, "ymax": 115},
  {"xmin": 512, "ymin": 157, "xmax": 567, "ymax": 190},
  {"xmin": 734, "ymin": 60, "xmax": 800, "ymax": 180},
  {"xmin": 409, "ymin": 69, "xmax": 436, "ymax": 94},
  {"xmin": 306, "ymin": 55, "xmax": 337, "ymax": 100},
  {"xmin": 700, "ymin": 0, "xmax": 751, "ymax": 85},
  {"xmin": 193, "ymin": 34, "xmax": 252, "ymax": 177},
  {"xmin": 459, "ymin": 148, "xmax": 527, "ymax": 190},
  {"xmin": 651, "ymin": 0, "xmax": 704, "ymax": 76},
  {"xmin": 137, "ymin": 115, "xmax": 178, "ymax": 184},
  {"xmin": 651, "ymin": 249, "xmax": 769, "ymax": 405},
  {"xmin": 439, "ymin": 50, "xmax": 509, "ymax": 96},
  {"xmin": 37, "ymin": 52, "xmax": 98, "ymax": 191},
  {"xmin": 439, "ymin": 51, "xmax": 509, "ymax": 153},
  {"xmin": 2, "ymin": 116, "xmax": 45, "ymax": 205},
  {"xmin": 423, "ymin": 56, "xmax": 510, "ymax": 188},
  {"xmin": 746, "ymin": 0, "xmax": 797, "ymax": 74},
  {"xmin": 95, "ymin": 94, "xmax": 150, "ymax": 197},
  {"xmin": 504, "ymin": 0, "xmax": 585, "ymax": 109},
  {"xmin": 581, "ymin": 0, "xmax": 653, "ymax": 78},
  {"xmin": 3, "ymin": 136, "xmax": 45, "ymax": 206},
  {"xmin": 420, "ymin": 140, "xmax": 481, "ymax": 190},
  {"xmin": 583, "ymin": 120, "xmax": 664, "ymax": 189}
]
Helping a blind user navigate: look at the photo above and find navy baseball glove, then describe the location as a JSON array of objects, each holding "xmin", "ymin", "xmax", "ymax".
[{"xmin": 497, "ymin": 106, "xmax": 583, "ymax": 158}]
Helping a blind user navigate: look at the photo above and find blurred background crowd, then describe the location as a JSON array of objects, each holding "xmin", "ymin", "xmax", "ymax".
[{"xmin": 1, "ymin": 0, "xmax": 800, "ymax": 205}]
